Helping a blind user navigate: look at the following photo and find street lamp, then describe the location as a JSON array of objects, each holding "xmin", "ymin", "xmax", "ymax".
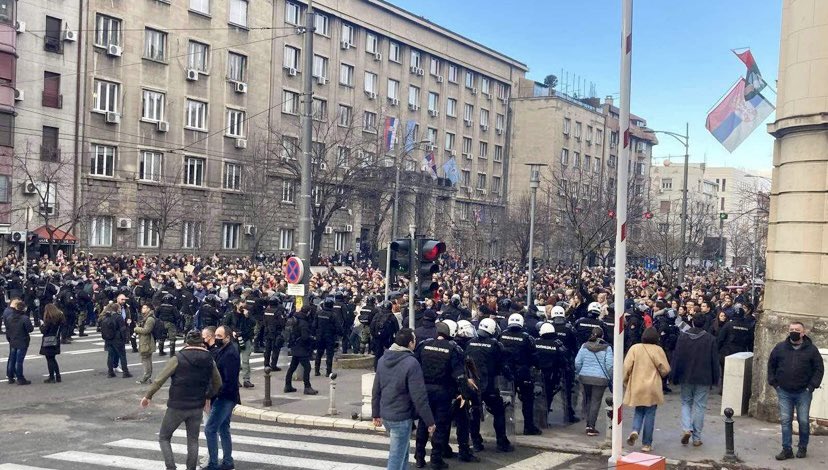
[
  {"xmin": 650, "ymin": 123, "xmax": 689, "ymax": 285},
  {"xmin": 525, "ymin": 163, "xmax": 547, "ymax": 308}
]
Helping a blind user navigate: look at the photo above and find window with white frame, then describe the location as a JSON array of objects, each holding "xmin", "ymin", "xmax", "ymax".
[
  {"xmin": 223, "ymin": 161, "xmax": 241, "ymax": 190},
  {"xmin": 229, "ymin": 0, "xmax": 248, "ymax": 27},
  {"xmin": 430, "ymin": 57, "xmax": 441, "ymax": 76},
  {"xmin": 426, "ymin": 127, "xmax": 437, "ymax": 145},
  {"xmin": 387, "ymin": 79, "xmax": 399, "ymax": 100},
  {"xmin": 573, "ymin": 152, "xmax": 581, "ymax": 168},
  {"xmin": 480, "ymin": 108, "xmax": 489, "ymax": 127},
  {"xmin": 95, "ymin": 14, "xmax": 121, "ymax": 47},
  {"xmin": 91, "ymin": 144, "xmax": 115, "ymax": 176},
  {"xmin": 185, "ymin": 99, "xmax": 207, "ymax": 130},
  {"xmin": 187, "ymin": 41, "xmax": 209, "ymax": 72},
  {"xmin": 492, "ymin": 176, "xmax": 501, "ymax": 193},
  {"xmin": 281, "ymin": 136, "xmax": 298, "ymax": 160},
  {"xmin": 596, "ymin": 129, "xmax": 604, "ymax": 145},
  {"xmin": 463, "ymin": 103, "xmax": 473, "ymax": 121},
  {"xmin": 495, "ymin": 113, "xmax": 505, "ymax": 132},
  {"xmin": 311, "ymin": 98, "xmax": 327, "ymax": 121},
  {"xmin": 563, "ymin": 118, "xmax": 571, "ymax": 135},
  {"xmin": 428, "ymin": 92, "xmax": 439, "ymax": 112},
  {"xmin": 363, "ymin": 111, "xmax": 377, "ymax": 132},
  {"xmin": 141, "ymin": 89, "xmax": 165, "ymax": 122},
  {"xmin": 481, "ymin": 77, "xmax": 491, "ymax": 95},
  {"xmin": 282, "ymin": 89, "xmax": 299, "ymax": 114},
  {"xmin": 334, "ymin": 232, "xmax": 347, "ymax": 252},
  {"xmin": 494, "ymin": 144, "xmax": 503, "ymax": 162},
  {"xmin": 574, "ymin": 121, "xmax": 582, "ymax": 139},
  {"xmin": 446, "ymin": 98, "xmax": 457, "ymax": 117},
  {"xmin": 584, "ymin": 155, "xmax": 591, "ymax": 171},
  {"xmin": 476, "ymin": 173, "xmax": 487, "ymax": 190},
  {"xmin": 444, "ymin": 132, "xmax": 455, "ymax": 151},
  {"xmin": 462, "ymin": 137, "xmax": 472, "ymax": 155},
  {"xmin": 496, "ymin": 82, "xmax": 509, "ymax": 100},
  {"xmin": 364, "ymin": 72, "xmax": 377, "ymax": 94},
  {"xmin": 313, "ymin": 12, "xmax": 329, "ymax": 36},
  {"xmin": 448, "ymin": 64, "xmax": 458, "ymax": 83},
  {"xmin": 89, "ymin": 216, "xmax": 113, "ymax": 247},
  {"xmin": 182, "ymin": 221, "xmax": 202, "ymax": 249},
  {"xmin": 312, "ymin": 55, "xmax": 328, "ymax": 79},
  {"xmin": 283, "ymin": 45, "xmax": 300, "ymax": 70},
  {"xmin": 222, "ymin": 223, "xmax": 241, "ymax": 250},
  {"xmin": 388, "ymin": 41, "xmax": 400, "ymax": 62},
  {"xmin": 139, "ymin": 151, "xmax": 163, "ymax": 181},
  {"xmin": 339, "ymin": 63, "xmax": 354, "ymax": 86},
  {"xmin": 341, "ymin": 23, "xmax": 354, "ymax": 46},
  {"xmin": 138, "ymin": 218, "xmax": 160, "ymax": 248},
  {"xmin": 479, "ymin": 141, "xmax": 488, "ymax": 159},
  {"xmin": 279, "ymin": 228, "xmax": 294, "ymax": 250},
  {"xmin": 460, "ymin": 170, "xmax": 470, "ymax": 187},
  {"xmin": 337, "ymin": 104, "xmax": 352, "ymax": 127},
  {"xmin": 365, "ymin": 32, "xmax": 378, "ymax": 54},
  {"xmin": 226, "ymin": 109, "xmax": 245, "ymax": 137},
  {"xmin": 587, "ymin": 125, "xmax": 593, "ymax": 142},
  {"xmin": 93, "ymin": 79, "xmax": 119, "ymax": 113},
  {"xmin": 560, "ymin": 148, "xmax": 569, "ymax": 165},
  {"xmin": 285, "ymin": 1, "xmax": 301, "ymax": 25},
  {"xmin": 410, "ymin": 50, "xmax": 421, "ymax": 69},
  {"xmin": 459, "ymin": 201, "xmax": 469, "ymax": 220},
  {"xmin": 594, "ymin": 157, "xmax": 601, "ymax": 173},
  {"xmin": 281, "ymin": 180, "xmax": 295, "ymax": 202},
  {"xmin": 184, "ymin": 156, "xmax": 205, "ymax": 186},
  {"xmin": 337, "ymin": 146, "xmax": 350, "ymax": 167},
  {"xmin": 190, "ymin": 0, "xmax": 210, "ymax": 15},
  {"xmin": 408, "ymin": 85, "xmax": 420, "ymax": 107},
  {"xmin": 227, "ymin": 52, "xmax": 247, "ymax": 82},
  {"xmin": 464, "ymin": 70, "xmax": 475, "ymax": 88},
  {"xmin": 144, "ymin": 28, "xmax": 166, "ymax": 61}
]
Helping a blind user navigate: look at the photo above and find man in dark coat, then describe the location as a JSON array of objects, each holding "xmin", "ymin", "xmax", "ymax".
[
  {"xmin": 4, "ymin": 299, "xmax": 33, "ymax": 385},
  {"xmin": 203, "ymin": 326, "xmax": 241, "ymax": 470},
  {"xmin": 284, "ymin": 306, "xmax": 318, "ymax": 395},
  {"xmin": 100, "ymin": 303, "xmax": 132, "ymax": 378}
]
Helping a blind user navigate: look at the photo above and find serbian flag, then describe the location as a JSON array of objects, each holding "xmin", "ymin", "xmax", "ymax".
[
  {"xmin": 705, "ymin": 78, "xmax": 774, "ymax": 153},
  {"xmin": 421, "ymin": 151, "xmax": 438, "ymax": 179},
  {"xmin": 383, "ymin": 117, "xmax": 398, "ymax": 152},
  {"xmin": 733, "ymin": 48, "xmax": 766, "ymax": 101}
]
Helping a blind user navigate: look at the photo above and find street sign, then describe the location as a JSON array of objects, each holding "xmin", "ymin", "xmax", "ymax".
[
  {"xmin": 284, "ymin": 256, "xmax": 304, "ymax": 284},
  {"xmin": 287, "ymin": 283, "xmax": 305, "ymax": 296}
]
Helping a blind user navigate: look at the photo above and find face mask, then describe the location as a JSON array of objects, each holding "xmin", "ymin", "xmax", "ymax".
[{"xmin": 789, "ymin": 332, "xmax": 802, "ymax": 343}]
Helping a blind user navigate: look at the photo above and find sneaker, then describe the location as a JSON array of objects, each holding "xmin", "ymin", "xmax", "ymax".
[
  {"xmin": 273, "ymin": 366, "xmax": 283, "ymax": 372},
  {"xmin": 44, "ymin": 377, "xmax": 56, "ymax": 384},
  {"xmin": 429, "ymin": 460, "xmax": 448, "ymax": 470},
  {"xmin": 796, "ymin": 447, "xmax": 807, "ymax": 459},
  {"xmin": 693, "ymin": 440, "xmax": 703, "ymax": 447},
  {"xmin": 627, "ymin": 431, "xmax": 639, "ymax": 446},
  {"xmin": 122, "ymin": 372, "xmax": 133, "ymax": 378},
  {"xmin": 218, "ymin": 462, "xmax": 235, "ymax": 470},
  {"xmin": 55, "ymin": 375, "xmax": 61, "ymax": 383},
  {"xmin": 586, "ymin": 427, "xmax": 599, "ymax": 437},
  {"xmin": 107, "ymin": 371, "xmax": 116, "ymax": 378},
  {"xmin": 496, "ymin": 441, "xmax": 515, "ymax": 453},
  {"xmin": 243, "ymin": 381, "xmax": 254, "ymax": 388},
  {"xmin": 7, "ymin": 378, "xmax": 15, "ymax": 385},
  {"xmin": 775, "ymin": 448, "xmax": 794, "ymax": 460},
  {"xmin": 472, "ymin": 442, "xmax": 485, "ymax": 452},
  {"xmin": 641, "ymin": 445, "xmax": 652, "ymax": 453},
  {"xmin": 458, "ymin": 453, "xmax": 480, "ymax": 463},
  {"xmin": 17, "ymin": 378, "xmax": 31, "ymax": 385},
  {"xmin": 414, "ymin": 456, "xmax": 427, "ymax": 468},
  {"xmin": 284, "ymin": 385, "xmax": 297, "ymax": 393},
  {"xmin": 681, "ymin": 431, "xmax": 692, "ymax": 445},
  {"xmin": 303, "ymin": 387, "xmax": 318, "ymax": 395}
]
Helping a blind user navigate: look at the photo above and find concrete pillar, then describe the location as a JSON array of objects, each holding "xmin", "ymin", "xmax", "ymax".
[
  {"xmin": 721, "ymin": 352, "xmax": 753, "ymax": 417},
  {"xmin": 752, "ymin": 0, "xmax": 828, "ymax": 420},
  {"xmin": 361, "ymin": 372, "xmax": 375, "ymax": 420}
]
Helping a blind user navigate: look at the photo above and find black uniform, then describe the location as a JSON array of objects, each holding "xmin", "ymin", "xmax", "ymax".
[
  {"xmin": 262, "ymin": 302, "xmax": 287, "ymax": 371},
  {"xmin": 574, "ymin": 313, "xmax": 607, "ymax": 349},
  {"xmin": 313, "ymin": 303, "xmax": 343, "ymax": 376},
  {"xmin": 356, "ymin": 302, "xmax": 376, "ymax": 354},
  {"xmin": 155, "ymin": 298, "xmax": 180, "ymax": 356},
  {"xmin": 536, "ymin": 332, "xmax": 572, "ymax": 422},
  {"xmin": 500, "ymin": 326, "xmax": 541, "ymax": 434},
  {"xmin": 284, "ymin": 308, "xmax": 316, "ymax": 392},
  {"xmin": 464, "ymin": 333, "xmax": 513, "ymax": 451},
  {"xmin": 369, "ymin": 306, "xmax": 399, "ymax": 370}
]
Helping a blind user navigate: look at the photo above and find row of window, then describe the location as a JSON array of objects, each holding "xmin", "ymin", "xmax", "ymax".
[
  {"xmin": 562, "ymin": 118, "xmax": 604, "ymax": 145},
  {"xmin": 455, "ymin": 170, "xmax": 502, "ymax": 193}
]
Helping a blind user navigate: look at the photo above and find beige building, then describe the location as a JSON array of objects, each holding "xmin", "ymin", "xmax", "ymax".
[{"xmin": 54, "ymin": 0, "xmax": 527, "ymax": 256}]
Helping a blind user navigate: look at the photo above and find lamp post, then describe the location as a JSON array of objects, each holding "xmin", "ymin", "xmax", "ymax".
[
  {"xmin": 650, "ymin": 123, "xmax": 690, "ymax": 285},
  {"xmin": 525, "ymin": 163, "xmax": 547, "ymax": 308}
]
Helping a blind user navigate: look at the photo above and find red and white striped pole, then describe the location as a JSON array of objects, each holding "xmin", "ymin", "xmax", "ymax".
[{"xmin": 611, "ymin": 0, "xmax": 634, "ymax": 465}]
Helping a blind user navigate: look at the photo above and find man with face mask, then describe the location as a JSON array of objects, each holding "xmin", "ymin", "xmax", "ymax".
[
  {"xmin": 202, "ymin": 325, "xmax": 241, "ymax": 470},
  {"xmin": 768, "ymin": 322, "xmax": 824, "ymax": 461}
]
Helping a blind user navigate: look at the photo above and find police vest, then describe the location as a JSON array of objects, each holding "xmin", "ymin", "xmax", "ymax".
[{"xmin": 420, "ymin": 339, "xmax": 454, "ymax": 386}]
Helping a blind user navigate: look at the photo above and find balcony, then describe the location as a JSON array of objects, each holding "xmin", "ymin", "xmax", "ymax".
[
  {"xmin": 0, "ymin": 21, "xmax": 16, "ymax": 55},
  {"xmin": 42, "ymin": 92, "xmax": 63, "ymax": 109}
]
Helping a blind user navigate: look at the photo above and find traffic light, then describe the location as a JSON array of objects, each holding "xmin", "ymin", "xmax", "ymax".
[
  {"xmin": 417, "ymin": 239, "xmax": 446, "ymax": 298},
  {"xmin": 643, "ymin": 211, "xmax": 653, "ymax": 220},
  {"xmin": 390, "ymin": 238, "xmax": 414, "ymax": 281},
  {"xmin": 607, "ymin": 210, "xmax": 616, "ymax": 219}
]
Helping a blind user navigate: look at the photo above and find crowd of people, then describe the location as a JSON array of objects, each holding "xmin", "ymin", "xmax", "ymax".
[{"xmin": 1, "ymin": 251, "xmax": 823, "ymax": 468}]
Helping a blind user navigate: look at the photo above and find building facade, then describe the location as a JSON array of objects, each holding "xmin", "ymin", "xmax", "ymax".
[
  {"xmin": 0, "ymin": 0, "xmax": 21, "ymax": 234},
  {"xmin": 6, "ymin": 0, "xmax": 527, "ymax": 257}
]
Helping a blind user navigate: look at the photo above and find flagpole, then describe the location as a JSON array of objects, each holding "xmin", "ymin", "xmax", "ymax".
[{"xmin": 611, "ymin": 0, "xmax": 633, "ymax": 465}]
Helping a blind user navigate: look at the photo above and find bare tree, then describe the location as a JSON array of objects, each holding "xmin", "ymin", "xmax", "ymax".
[
  {"xmin": 236, "ymin": 135, "xmax": 285, "ymax": 255},
  {"xmin": 135, "ymin": 161, "xmax": 185, "ymax": 255}
]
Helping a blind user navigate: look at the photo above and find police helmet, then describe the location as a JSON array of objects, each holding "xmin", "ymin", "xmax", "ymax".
[
  {"xmin": 380, "ymin": 300, "xmax": 393, "ymax": 311},
  {"xmin": 478, "ymin": 318, "xmax": 498, "ymax": 336},
  {"xmin": 588, "ymin": 302, "xmax": 602, "ymax": 315},
  {"xmin": 498, "ymin": 298, "xmax": 512, "ymax": 311},
  {"xmin": 162, "ymin": 294, "xmax": 175, "ymax": 304},
  {"xmin": 550, "ymin": 305, "xmax": 566, "ymax": 318},
  {"xmin": 334, "ymin": 291, "xmax": 345, "ymax": 302},
  {"xmin": 456, "ymin": 320, "xmax": 476, "ymax": 338},
  {"xmin": 437, "ymin": 319, "xmax": 458, "ymax": 338},
  {"xmin": 323, "ymin": 298, "xmax": 335, "ymax": 309},
  {"xmin": 451, "ymin": 294, "xmax": 461, "ymax": 307},
  {"xmin": 508, "ymin": 313, "xmax": 524, "ymax": 328},
  {"xmin": 366, "ymin": 296, "xmax": 376, "ymax": 306},
  {"xmin": 539, "ymin": 322, "xmax": 556, "ymax": 337}
]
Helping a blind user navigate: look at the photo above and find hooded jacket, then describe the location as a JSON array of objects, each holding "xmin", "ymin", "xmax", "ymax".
[
  {"xmin": 574, "ymin": 339, "xmax": 613, "ymax": 386},
  {"xmin": 768, "ymin": 336, "xmax": 824, "ymax": 393},
  {"xmin": 670, "ymin": 327, "xmax": 719, "ymax": 386},
  {"xmin": 372, "ymin": 344, "xmax": 435, "ymax": 425}
]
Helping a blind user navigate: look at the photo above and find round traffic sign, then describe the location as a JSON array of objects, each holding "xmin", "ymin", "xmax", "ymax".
[{"xmin": 284, "ymin": 256, "xmax": 304, "ymax": 284}]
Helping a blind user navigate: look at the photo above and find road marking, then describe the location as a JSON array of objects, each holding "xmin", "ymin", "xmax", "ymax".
[
  {"xmin": 44, "ymin": 451, "xmax": 184, "ymax": 470},
  {"xmin": 498, "ymin": 452, "xmax": 578, "ymax": 469},
  {"xmin": 108, "ymin": 438, "xmax": 386, "ymax": 470},
  {"xmin": 229, "ymin": 421, "xmax": 391, "ymax": 445},
  {"xmin": 0, "ymin": 464, "xmax": 58, "ymax": 470},
  {"xmin": 41, "ymin": 369, "xmax": 93, "ymax": 377},
  {"xmin": 64, "ymin": 348, "xmax": 104, "ymax": 355}
]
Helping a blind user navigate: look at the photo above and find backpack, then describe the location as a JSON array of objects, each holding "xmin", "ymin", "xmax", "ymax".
[
  {"xmin": 150, "ymin": 315, "xmax": 166, "ymax": 341},
  {"xmin": 100, "ymin": 314, "xmax": 117, "ymax": 341}
]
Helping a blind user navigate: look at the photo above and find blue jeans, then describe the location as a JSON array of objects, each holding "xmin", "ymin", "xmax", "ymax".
[
  {"xmin": 6, "ymin": 347, "xmax": 27, "ymax": 380},
  {"xmin": 384, "ymin": 419, "xmax": 413, "ymax": 470},
  {"xmin": 777, "ymin": 387, "xmax": 812, "ymax": 450},
  {"xmin": 205, "ymin": 398, "xmax": 236, "ymax": 468},
  {"xmin": 632, "ymin": 405, "xmax": 658, "ymax": 446},
  {"xmin": 681, "ymin": 384, "xmax": 710, "ymax": 442}
]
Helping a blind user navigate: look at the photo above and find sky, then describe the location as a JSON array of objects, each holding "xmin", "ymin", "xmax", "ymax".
[{"xmin": 389, "ymin": 0, "xmax": 782, "ymax": 171}]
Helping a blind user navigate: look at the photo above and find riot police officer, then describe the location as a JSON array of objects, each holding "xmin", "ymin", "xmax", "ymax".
[
  {"xmin": 550, "ymin": 305, "xmax": 580, "ymax": 423},
  {"xmin": 334, "ymin": 291, "xmax": 354, "ymax": 353},
  {"xmin": 575, "ymin": 302, "xmax": 608, "ymax": 348},
  {"xmin": 199, "ymin": 294, "xmax": 222, "ymax": 329},
  {"xmin": 500, "ymin": 313, "xmax": 542, "ymax": 435},
  {"xmin": 56, "ymin": 282, "xmax": 77, "ymax": 344},
  {"xmin": 370, "ymin": 300, "xmax": 399, "ymax": 370},
  {"xmin": 717, "ymin": 303, "xmax": 755, "ymax": 357},
  {"xmin": 155, "ymin": 294, "xmax": 180, "ymax": 356},
  {"xmin": 262, "ymin": 294, "xmax": 287, "ymax": 371},
  {"xmin": 414, "ymin": 320, "xmax": 466, "ymax": 469},
  {"xmin": 524, "ymin": 304, "xmax": 543, "ymax": 338},
  {"xmin": 314, "ymin": 298, "xmax": 343, "ymax": 377},
  {"xmin": 536, "ymin": 322, "xmax": 570, "ymax": 424},
  {"xmin": 464, "ymin": 318, "xmax": 514, "ymax": 453},
  {"xmin": 494, "ymin": 298, "xmax": 512, "ymax": 332},
  {"xmin": 356, "ymin": 296, "xmax": 377, "ymax": 354}
]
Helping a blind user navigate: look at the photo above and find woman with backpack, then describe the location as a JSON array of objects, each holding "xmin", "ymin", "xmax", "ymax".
[
  {"xmin": 40, "ymin": 303, "xmax": 65, "ymax": 383},
  {"xmin": 133, "ymin": 303, "xmax": 157, "ymax": 384},
  {"xmin": 574, "ymin": 327, "xmax": 614, "ymax": 437},
  {"xmin": 624, "ymin": 327, "xmax": 672, "ymax": 453}
]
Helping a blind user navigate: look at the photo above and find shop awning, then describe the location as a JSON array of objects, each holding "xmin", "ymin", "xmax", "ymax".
[{"xmin": 32, "ymin": 225, "xmax": 78, "ymax": 244}]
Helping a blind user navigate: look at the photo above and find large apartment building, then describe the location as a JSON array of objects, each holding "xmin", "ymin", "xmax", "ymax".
[{"xmin": 4, "ymin": 0, "xmax": 527, "ymax": 257}]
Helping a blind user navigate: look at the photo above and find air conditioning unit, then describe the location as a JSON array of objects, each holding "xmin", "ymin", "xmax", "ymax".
[
  {"xmin": 462, "ymin": 152, "xmax": 471, "ymax": 160},
  {"xmin": 244, "ymin": 224, "xmax": 256, "ymax": 236},
  {"xmin": 496, "ymin": 128, "xmax": 503, "ymax": 135},
  {"xmin": 14, "ymin": 89, "xmax": 24, "ymax": 101},
  {"xmin": 471, "ymin": 87, "xmax": 478, "ymax": 95},
  {"xmin": 9, "ymin": 230, "xmax": 27, "ymax": 243},
  {"xmin": 373, "ymin": 52, "xmax": 382, "ymax": 62},
  {"xmin": 22, "ymin": 182, "xmax": 37, "ymax": 194},
  {"xmin": 389, "ymin": 98, "xmax": 399, "ymax": 107},
  {"xmin": 428, "ymin": 109, "xmax": 439, "ymax": 117},
  {"xmin": 15, "ymin": 21, "xmax": 25, "ymax": 34},
  {"xmin": 366, "ymin": 91, "xmax": 377, "ymax": 100},
  {"xmin": 324, "ymin": 226, "xmax": 333, "ymax": 234},
  {"xmin": 234, "ymin": 82, "xmax": 248, "ymax": 94},
  {"xmin": 117, "ymin": 218, "xmax": 132, "ymax": 229},
  {"xmin": 319, "ymin": 162, "xmax": 328, "ymax": 170},
  {"xmin": 107, "ymin": 44, "xmax": 122, "ymax": 57},
  {"xmin": 40, "ymin": 205, "xmax": 56, "ymax": 216},
  {"xmin": 186, "ymin": 69, "xmax": 199, "ymax": 81},
  {"xmin": 62, "ymin": 30, "xmax": 78, "ymax": 42},
  {"xmin": 340, "ymin": 40, "xmax": 351, "ymax": 50},
  {"xmin": 287, "ymin": 67, "xmax": 298, "ymax": 76},
  {"xmin": 344, "ymin": 224, "xmax": 353, "ymax": 233},
  {"xmin": 409, "ymin": 66, "xmax": 419, "ymax": 74},
  {"xmin": 409, "ymin": 103, "xmax": 419, "ymax": 111},
  {"xmin": 428, "ymin": 145, "xmax": 437, "ymax": 152},
  {"xmin": 156, "ymin": 121, "xmax": 169, "ymax": 133},
  {"xmin": 105, "ymin": 112, "xmax": 120, "ymax": 124},
  {"xmin": 464, "ymin": 119, "xmax": 472, "ymax": 127},
  {"xmin": 235, "ymin": 138, "xmax": 247, "ymax": 149},
  {"xmin": 498, "ymin": 96, "xmax": 507, "ymax": 103},
  {"xmin": 436, "ymin": 75, "xmax": 444, "ymax": 83},
  {"xmin": 485, "ymin": 93, "xmax": 492, "ymax": 101},
  {"xmin": 480, "ymin": 124, "xmax": 489, "ymax": 132},
  {"xmin": 416, "ymin": 68, "xmax": 424, "ymax": 76},
  {"xmin": 316, "ymin": 76, "xmax": 327, "ymax": 85}
]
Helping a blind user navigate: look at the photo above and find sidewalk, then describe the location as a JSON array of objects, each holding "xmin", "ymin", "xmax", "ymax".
[{"xmin": 235, "ymin": 362, "xmax": 826, "ymax": 469}]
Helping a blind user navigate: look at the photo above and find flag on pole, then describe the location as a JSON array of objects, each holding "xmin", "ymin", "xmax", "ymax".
[
  {"xmin": 421, "ymin": 151, "xmax": 438, "ymax": 179},
  {"xmin": 442, "ymin": 156, "xmax": 459, "ymax": 185},
  {"xmin": 705, "ymin": 78, "xmax": 774, "ymax": 153},
  {"xmin": 404, "ymin": 119, "xmax": 417, "ymax": 152},
  {"xmin": 733, "ymin": 48, "xmax": 767, "ymax": 101},
  {"xmin": 383, "ymin": 117, "xmax": 399, "ymax": 152}
]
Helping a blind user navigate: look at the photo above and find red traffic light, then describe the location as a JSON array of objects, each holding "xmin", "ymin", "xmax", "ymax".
[
  {"xmin": 420, "ymin": 240, "xmax": 446, "ymax": 261},
  {"xmin": 644, "ymin": 211, "xmax": 653, "ymax": 219},
  {"xmin": 607, "ymin": 210, "xmax": 616, "ymax": 219}
]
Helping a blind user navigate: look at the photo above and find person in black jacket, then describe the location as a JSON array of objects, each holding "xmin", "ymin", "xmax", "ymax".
[
  {"xmin": 414, "ymin": 309, "xmax": 438, "ymax": 346},
  {"xmin": 262, "ymin": 294, "xmax": 286, "ymax": 372},
  {"xmin": 4, "ymin": 299, "xmax": 33, "ymax": 385},
  {"xmin": 768, "ymin": 322, "xmax": 825, "ymax": 461},
  {"xmin": 225, "ymin": 301, "xmax": 256, "ymax": 388},
  {"xmin": 100, "ymin": 303, "xmax": 132, "ymax": 378},
  {"xmin": 40, "ymin": 303, "xmax": 65, "ymax": 383},
  {"xmin": 284, "ymin": 306, "xmax": 318, "ymax": 395},
  {"xmin": 202, "ymin": 325, "xmax": 241, "ymax": 470},
  {"xmin": 669, "ymin": 315, "xmax": 720, "ymax": 447},
  {"xmin": 314, "ymin": 298, "xmax": 343, "ymax": 377}
]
